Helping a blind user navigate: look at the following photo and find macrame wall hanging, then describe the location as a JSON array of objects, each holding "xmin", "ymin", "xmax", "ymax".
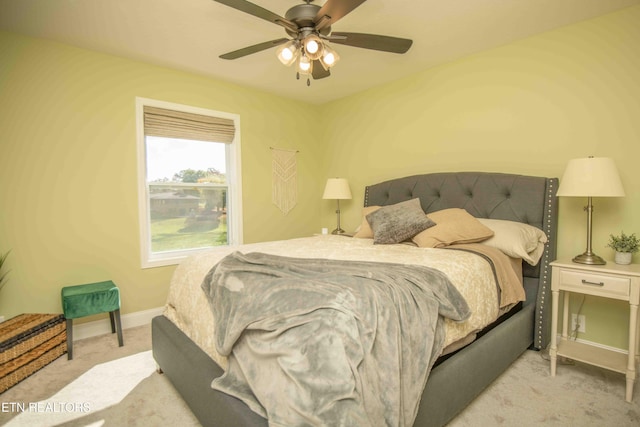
[{"xmin": 271, "ymin": 147, "xmax": 298, "ymax": 215}]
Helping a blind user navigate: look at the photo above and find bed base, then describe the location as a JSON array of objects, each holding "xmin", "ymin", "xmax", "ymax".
[
  {"xmin": 152, "ymin": 302, "xmax": 534, "ymax": 427},
  {"xmin": 152, "ymin": 171, "xmax": 558, "ymax": 426},
  {"xmin": 152, "ymin": 315, "xmax": 265, "ymax": 427}
]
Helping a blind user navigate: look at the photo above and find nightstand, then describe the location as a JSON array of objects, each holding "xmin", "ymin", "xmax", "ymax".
[{"xmin": 549, "ymin": 259, "xmax": 640, "ymax": 402}]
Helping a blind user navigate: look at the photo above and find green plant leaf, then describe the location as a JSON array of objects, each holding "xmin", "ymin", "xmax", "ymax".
[
  {"xmin": 0, "ymin": 250, "xmax": 11, "ymax": 292},
  {"xmin": 606, "ymin": 231, "xmax": 640, "ymax": 253}
]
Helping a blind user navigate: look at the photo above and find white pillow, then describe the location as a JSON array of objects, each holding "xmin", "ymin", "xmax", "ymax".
[{"xmin": 477, "ymin": 218, "xmax": 548, "ymax": 266}]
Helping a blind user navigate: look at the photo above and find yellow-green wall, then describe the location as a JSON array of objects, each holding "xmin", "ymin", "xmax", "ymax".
[
  {"xmin": 319, "ymin": 6, "xmax": 640, "ymax": 349},
  {"xmin": 1, "ymin": 5, "xmax": 639, "ymax": 349},
  {"xmin": 0, "ymin": 30, "xmax": 324, "ymax": 320}
]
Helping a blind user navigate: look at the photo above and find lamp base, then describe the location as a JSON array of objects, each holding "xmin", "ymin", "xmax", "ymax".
[
  {"xmin": 331, "ymin": 228, "xmax": 346, "ymax": 235},
  {"xmin": 572, "ymin": 252, "xmax": 607, "ymax": 265}
]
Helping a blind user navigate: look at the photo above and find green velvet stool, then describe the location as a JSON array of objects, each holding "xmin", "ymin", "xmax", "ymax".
[{"xmin": 61, "ymin": 280, "xmax": 123, "ymax": 360}]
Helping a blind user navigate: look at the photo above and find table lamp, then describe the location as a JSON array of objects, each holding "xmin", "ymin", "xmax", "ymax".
[
  {"xmin": 556, "ymin": 156, "xmax": 625, "ymax": 265},
  {"xmin": 322, "ymin": 178, "xmax": 352, "ymax": 235}
]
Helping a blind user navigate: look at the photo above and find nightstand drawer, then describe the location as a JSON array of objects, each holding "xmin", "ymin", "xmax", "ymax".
[{"xmin": 559, "ymin": 270, "xmax": 630, "ymax": 299}]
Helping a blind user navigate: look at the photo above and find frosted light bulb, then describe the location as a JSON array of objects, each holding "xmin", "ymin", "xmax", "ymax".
[
  {"xmin": 282, "ymin": 47, "xmax": 294, "ymax": 61},
  {"xmin": 306, "ymin": 40, "xmax": 319, "ymax": 54},
  {"xmin": 323, "ymin": 52, "xmax": 335, "ymax": 66}
]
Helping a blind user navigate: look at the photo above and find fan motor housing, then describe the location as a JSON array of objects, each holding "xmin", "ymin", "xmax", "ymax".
[{"xmin": 284, "ymin": 3, "xmax": 331, "ymax": 37}]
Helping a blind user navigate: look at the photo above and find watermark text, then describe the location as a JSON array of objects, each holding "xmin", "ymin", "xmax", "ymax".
[{"xmin": 1, "ymin": 401, "xmax": 91, "ymax": 413}]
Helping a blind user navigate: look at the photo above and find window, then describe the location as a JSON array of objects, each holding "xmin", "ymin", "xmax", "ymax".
[{"xmin": 136, "ymin": 98, "xmax": 242, "ymax": 268}]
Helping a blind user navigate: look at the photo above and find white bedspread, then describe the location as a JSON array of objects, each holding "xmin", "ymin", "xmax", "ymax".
[{"xmin": 163, "ymin": 235, "xmax": 524, "ymax": 370}]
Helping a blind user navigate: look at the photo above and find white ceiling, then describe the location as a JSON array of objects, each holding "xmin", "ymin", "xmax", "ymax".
[{"xmin": 1, "ymin": 0, "xmax": 638, "ymax": 104}]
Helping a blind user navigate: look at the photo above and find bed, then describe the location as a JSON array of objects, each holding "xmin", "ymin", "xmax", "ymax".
[{"xmin": 152, "ymin": 171, "xmax": 558, "ymax": 427}]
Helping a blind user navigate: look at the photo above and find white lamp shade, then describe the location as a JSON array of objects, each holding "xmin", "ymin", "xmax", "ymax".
[
  {"xmin": 319, "ymin": 44, "xmax": 340, "ymax": 70},
  {"xmin": 557, "ymin": 157, "xmax": 625, "ymax": 197},
  {"xmin": 297, "ymin": 54, "xmax": 312, "ymax": 75},
  {"xmin": 303, "ymin": 34, "xmax": 324, "ymax": 60},
  {"xmin": 323, "ymin": 178, "xmax": 352, "ymax": 200},
  {"xmin": 276, "ymin": 41, "xmax": 298, "ymax": 67}
]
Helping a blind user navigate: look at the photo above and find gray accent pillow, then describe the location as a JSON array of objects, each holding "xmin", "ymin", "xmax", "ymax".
[{"xmin": 366, "ymin": 198, "xmax": 436, "ymax": 244}]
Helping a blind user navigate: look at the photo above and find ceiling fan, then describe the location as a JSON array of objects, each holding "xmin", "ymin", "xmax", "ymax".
[{"xmin": 214, "ymin": 0, "xmax": 413, "ymax": 85}]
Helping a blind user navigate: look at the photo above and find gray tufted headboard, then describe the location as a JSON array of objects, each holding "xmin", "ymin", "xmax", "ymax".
[{"xmin": 364, "ymin": 172, "xmax": 558, "ymax": 349}]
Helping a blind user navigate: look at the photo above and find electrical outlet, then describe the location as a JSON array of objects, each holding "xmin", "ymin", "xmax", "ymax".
[{"xmin": 571, "ymin": 314, "xmax": 586, "ymax": 333}]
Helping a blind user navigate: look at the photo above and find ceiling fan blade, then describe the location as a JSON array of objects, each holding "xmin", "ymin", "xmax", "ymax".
[
  {"xmin": 314, "ymin": 0, "xmax": 367, "ymax": 32},
  {"xmin": 329, "ymin": 32, "xmax": 413, "ymax": 54},
  {"xmin": 219, "ymin": 38, "xmax": 288, "ymax": 60},
  {"xmin": 213, "ymin": 0, "xmax": 297, "ymax": 32},
  {"xmin": 312, "ymin": 61, "xmax": 330, "ymax": 80}
]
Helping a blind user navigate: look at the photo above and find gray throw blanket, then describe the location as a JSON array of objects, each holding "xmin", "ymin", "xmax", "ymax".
[{"xmin": 201, "ymin": 252, "xmax": 471, "ymax": 427}]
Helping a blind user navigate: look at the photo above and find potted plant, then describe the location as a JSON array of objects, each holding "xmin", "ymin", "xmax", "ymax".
[
  {"xmin": 0, "ymin": 250, "xmax": 10, "ymax": 293},
  {"xmin": 606, "ymin": 231, "xmax": 640, "ymax": 265}
]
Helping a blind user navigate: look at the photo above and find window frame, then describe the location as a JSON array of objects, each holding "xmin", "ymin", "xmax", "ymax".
[{"xmin": 135, "ymin": 97, "xmax": 243, "ymax": 268}]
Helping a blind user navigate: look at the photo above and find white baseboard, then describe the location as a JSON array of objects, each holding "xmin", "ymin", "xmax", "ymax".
[{"xmin": 72, "ymin": 306, "xmax": 164, "ymax": 341}]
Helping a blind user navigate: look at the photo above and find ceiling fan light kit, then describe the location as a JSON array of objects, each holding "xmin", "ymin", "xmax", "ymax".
[{"xmin": 215, "ymin": 0, "xmax": 413, "ymax": 85}]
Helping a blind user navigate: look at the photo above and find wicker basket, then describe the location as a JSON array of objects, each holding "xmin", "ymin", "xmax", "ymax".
[{"xmin": 0, "ymin": 314, "xmax": 67, "ymax": 393}]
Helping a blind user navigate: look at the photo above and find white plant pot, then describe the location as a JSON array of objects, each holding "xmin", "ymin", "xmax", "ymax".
[{"xmin": 614, "ymin": 251, "xmax": 632, "ymax": 265}]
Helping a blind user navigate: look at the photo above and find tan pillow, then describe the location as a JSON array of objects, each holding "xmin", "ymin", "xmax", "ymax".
[
  {"xmin": 412, "ymin": 208, "xmax": 493, "ymax": 248},
  {"xmin": 353, "ymin": 205, "xmax": 381, "ymax": 238}
]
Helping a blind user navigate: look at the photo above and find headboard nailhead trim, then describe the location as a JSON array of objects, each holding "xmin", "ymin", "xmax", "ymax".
[{"xmin": 535, "ymin": 178, "xmax": 556, "ymax": 349}]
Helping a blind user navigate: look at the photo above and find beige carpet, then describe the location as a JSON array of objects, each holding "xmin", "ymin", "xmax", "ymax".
[
  {"xmin": 0, "ymin": 324, "xmax": 638, "ymax": 426},
  {"xmin": 0, "ymin": 324, "xmax": 199, "ymax": 427}
]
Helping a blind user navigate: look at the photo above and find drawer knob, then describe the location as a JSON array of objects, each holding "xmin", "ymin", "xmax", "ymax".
[{"xmin": 581, "ymin": 279, "xmax": 604, "ymax": 287}]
